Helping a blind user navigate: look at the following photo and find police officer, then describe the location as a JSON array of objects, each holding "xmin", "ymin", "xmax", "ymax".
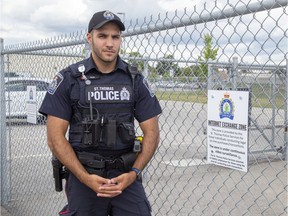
[{"xmin": 39, "ymin": 10, "xmax": 162, "ymax": 216}]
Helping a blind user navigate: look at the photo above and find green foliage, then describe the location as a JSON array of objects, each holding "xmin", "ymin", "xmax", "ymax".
[
  {"xmin": 127, "ymin": 52, "xmax": 145, "ymax": 71},
  {"xmin": 155, "ymin": 54, "xmax": 179, "ymax": 77},
  {"xmin": 199, "ymin": 34, "xmax": 219, "ymax": 62},
  {"xmin": 123, "ymin": 34, "xmax": 219, "ymax": 81},
  {"xmin": 148, "ymin": 69, "xmax": 158, "ymax": 80},
  {"xmin": 195, "ymin": 34, "xmax": 219, "ymax": 80},
  {"xmin": 182, "ymin": 66, "xmax": 194, "ymax": 77}
]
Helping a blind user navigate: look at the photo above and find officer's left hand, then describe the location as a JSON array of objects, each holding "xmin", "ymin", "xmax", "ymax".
[{"xmin": 97, "ymin": 172, "xmax": 136, "ymax": 197}]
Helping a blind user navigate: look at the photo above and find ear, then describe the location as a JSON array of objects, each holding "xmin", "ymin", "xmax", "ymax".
[{"xmin": 86, "ymin": 32, "xmax": 92, "ymax": 44}]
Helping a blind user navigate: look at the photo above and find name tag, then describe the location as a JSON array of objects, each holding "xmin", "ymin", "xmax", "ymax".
[{"xmin": 85, "ymin": 84, "xmax": 132, "ymax": 103}]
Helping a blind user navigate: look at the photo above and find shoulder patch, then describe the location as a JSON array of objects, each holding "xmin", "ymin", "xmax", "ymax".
[
  {"xmin": 143, "ymin": 78, "xmax": 155, "ymax": 97},
  {"xmin": 48, "ymin": 73, "xmax": 64, "ymax": 95}
]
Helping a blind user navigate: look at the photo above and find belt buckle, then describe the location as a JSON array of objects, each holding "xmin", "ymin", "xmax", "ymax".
[{"xmin": 105, "ymin": 159, "xmax": 117, "ymax": 170}]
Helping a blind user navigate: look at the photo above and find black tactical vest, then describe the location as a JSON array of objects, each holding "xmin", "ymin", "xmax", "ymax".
[{"xmin": 68, "ymin": 61, "xmax": 139, "ymax": 153}]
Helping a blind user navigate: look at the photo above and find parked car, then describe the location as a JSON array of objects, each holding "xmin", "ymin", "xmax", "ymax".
[
  {"xmin": 4, "ymin": 72, "xmax": 33, "ymax": 79},
  {"xmin": 5, "ymin": 77, "xmax": 49, "ymax": 122},
  {"xmin": 150, "ymin": 80, "xmax": 199, "ymax": 90}
]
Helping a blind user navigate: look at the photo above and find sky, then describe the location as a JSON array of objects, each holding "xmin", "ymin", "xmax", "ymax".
[
  {"xmin": 0, "ymin": 0, "xmax": 286, "ymax": 65},
  {"xmin": 0, "ymin": 0, "xmax": 201, "ymax": 45}
]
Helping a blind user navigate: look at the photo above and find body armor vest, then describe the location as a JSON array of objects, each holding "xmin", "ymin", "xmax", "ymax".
[{"xmin": 68, "ymin": 61, "xmax": 139, "ymax": 153}]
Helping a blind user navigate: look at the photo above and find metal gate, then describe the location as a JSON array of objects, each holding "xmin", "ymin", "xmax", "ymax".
[{"xmin": 1, "ymin": 0, "xmax": 287, "ymax": 215}]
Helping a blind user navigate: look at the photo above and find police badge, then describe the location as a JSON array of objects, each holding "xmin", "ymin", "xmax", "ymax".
[{"xmin": 120, "ymin": 87, "xmax": 130, "ymax": 100}]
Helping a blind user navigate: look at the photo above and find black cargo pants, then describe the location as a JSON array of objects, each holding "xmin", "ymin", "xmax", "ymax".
[{"xmin": 59, "ymin": 169, "xmax": 151, "ymax": 216}]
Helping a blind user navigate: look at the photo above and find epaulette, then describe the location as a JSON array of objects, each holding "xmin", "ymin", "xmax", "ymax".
[{"xmin": 127, "ymin": 64, "xmax": 140, "ymax": 89}]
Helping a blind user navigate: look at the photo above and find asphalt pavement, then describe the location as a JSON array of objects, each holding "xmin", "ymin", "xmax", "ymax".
[
  {"xmin": 1, "ymin": 206, "xmax": 12, "ymax": 216},
  {"xmin": 1, "ymin": 102, "xmax": 286, "ymax": 215}
]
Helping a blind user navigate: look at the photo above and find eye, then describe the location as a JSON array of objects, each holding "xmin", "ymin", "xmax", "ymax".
[
  {"xmin": 97, "ymin": 33, "xmax": 107, "ymax": 39},
  {"xmin": 113, "ymin": 35, "xmax": 120, "ymax": 40}
]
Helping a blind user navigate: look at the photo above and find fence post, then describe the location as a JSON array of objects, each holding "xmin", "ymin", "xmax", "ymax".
[
  {"xmin": 271, "ymin": 69, "xmax": 277, "ymax": 149},
  {"xmin": 285, "ymin": 59, "xmax": 288, "ymax": 161},
  {"xmin": 207, "ymin": 63, "xmax": 213, "ymax": 90},
  {"xmin": 231, "ymin": 57, "xmax": 238, "ymax": 90},
  {"xmin": 0, "ymin": 38, "xmax": 10, "ymax": 205}
]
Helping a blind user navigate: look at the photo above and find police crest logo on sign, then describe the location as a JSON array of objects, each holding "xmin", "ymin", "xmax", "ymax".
[
  {"xmin": 48, "ymin": 73, "xmax": 64, "ymax": 95},
  {"xmin": 219, "ymin": 92, "xmax": 235, "ymax": 120}
]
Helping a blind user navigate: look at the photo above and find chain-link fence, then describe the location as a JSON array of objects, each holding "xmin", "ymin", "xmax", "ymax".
[{"xmin": 1, "ymin": 0, "xmax": 287, "ymax": 215}]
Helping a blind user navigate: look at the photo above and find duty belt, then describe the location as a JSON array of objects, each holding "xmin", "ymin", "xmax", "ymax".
[{"xmin": 77, "ymin": 151, "xmax": 125, "ymax": 170}]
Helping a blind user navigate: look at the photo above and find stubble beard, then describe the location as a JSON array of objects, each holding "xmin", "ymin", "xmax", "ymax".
[{"xmin": 92, "ymin": 42, "xmax": 118, "ymax": 65}]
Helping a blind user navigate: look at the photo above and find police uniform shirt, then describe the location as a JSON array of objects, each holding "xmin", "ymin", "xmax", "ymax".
[{"xmin": 39, "ymin": 56, "xmax": 162, "ymax": 126}]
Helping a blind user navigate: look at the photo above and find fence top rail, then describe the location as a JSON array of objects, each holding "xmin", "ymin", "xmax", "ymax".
[
  {"xmin": 1, "ymin": 0, "xmax": 287, "ymax": 55},
  {"xmin": 1, "ymin": 39, "xmax": 85, "ymax": 55},
  {"xmin": 124, "ymin": 0, "xmax": 288, "ymax": 37}
]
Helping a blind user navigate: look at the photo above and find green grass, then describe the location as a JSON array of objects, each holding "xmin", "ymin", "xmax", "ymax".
[
  {"xmin": 155, "ymin": 89, "xmax": 285, "ymax": 109},
  {"xmin": 156, "ymin": 90, "xmax": 207, "ymax": 103}
]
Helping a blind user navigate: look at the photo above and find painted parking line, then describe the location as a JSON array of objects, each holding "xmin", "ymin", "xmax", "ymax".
[
  {"xmin": 161, "ymin": 158, "xmax": 208, "ymax": 167},
  {"xmin": 11, "ymin": 154, "xmax": 51, "ymax": 159}
]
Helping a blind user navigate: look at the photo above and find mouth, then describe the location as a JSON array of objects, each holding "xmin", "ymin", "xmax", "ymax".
[{"xmin": 103, "ymin": 50, "xmax": 115, "ymax": 54}]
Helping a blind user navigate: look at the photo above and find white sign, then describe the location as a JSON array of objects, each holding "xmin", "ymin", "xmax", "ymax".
[
  {"xmin": 207, "ymin": 90, "xmax": 249, "ymax": 172},
  {"xmin": 26, "ymin": 86, "xmax": 37, "ymax": 124}
]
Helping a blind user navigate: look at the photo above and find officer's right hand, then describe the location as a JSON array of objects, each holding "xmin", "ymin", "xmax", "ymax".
[{"xmin": 84, "ymin": 174, "xmax": 122, "ymax": 198}]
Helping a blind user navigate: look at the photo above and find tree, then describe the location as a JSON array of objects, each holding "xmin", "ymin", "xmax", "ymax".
[
  {"xmin": 126, "ymin": 52, "xmax": 145, "ymax": 71},
  {"xmin": 155, "ymin": 54, "xmax": 179, "ymax": 78},
  {"xmin": 194, "ymin": 34, "xmax": 219, "ymax": 79}
]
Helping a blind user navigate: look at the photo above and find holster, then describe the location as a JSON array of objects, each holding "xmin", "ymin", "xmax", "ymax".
[{"xmin": 51, "ymin": 155, "xmax": 68, "ymax": 192}]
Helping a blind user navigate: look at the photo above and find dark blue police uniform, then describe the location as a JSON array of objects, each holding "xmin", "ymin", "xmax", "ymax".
[{"xmin": 39, "ymin": 55, "xmax": 162, "ymax": 216}]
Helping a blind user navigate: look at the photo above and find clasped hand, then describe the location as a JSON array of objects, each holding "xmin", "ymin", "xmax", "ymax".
[{"xmin": 86, "ymin": 172, "xmax": 136, "ymax": 198}]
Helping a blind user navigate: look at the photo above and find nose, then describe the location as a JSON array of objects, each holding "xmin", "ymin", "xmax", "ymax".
[{"xmin": 105, "ymin": 37, "xmax": 114, "ymax": 48}]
